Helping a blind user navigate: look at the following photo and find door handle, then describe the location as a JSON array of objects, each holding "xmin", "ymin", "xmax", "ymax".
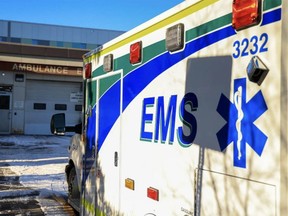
[{"xmin": 114, "ymin": 151, "xmax": 118, "ymax": 167}]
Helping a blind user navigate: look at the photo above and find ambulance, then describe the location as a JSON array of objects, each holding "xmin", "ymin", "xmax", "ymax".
[{"xmin": 51, "ymin": 0, "xmax": 287, "ymax": 215}]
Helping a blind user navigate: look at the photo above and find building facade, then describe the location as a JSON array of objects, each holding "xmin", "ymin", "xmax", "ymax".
[{"xmin": 0, "ymin": 20, "xmax": 124, "ymax": 135}]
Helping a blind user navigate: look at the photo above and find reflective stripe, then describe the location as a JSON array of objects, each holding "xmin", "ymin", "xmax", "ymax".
[{"xmin": 84, "ymin": 0, "xmax": 220, "ymax": 63}]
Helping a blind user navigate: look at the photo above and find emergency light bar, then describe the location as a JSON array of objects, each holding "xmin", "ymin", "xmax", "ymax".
[{"xmin": 232, "ymin": 0, "xmax": 261, "ymax": 31}]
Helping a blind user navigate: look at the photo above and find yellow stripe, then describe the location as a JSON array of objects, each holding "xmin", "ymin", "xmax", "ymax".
[{"xmin": 84, "ymin": 0, "xmax": 219, "ymax": 63}]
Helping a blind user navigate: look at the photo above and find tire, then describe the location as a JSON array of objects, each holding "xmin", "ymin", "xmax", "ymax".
[{"xmin": 68, "ymin": 167, "xmax": 80, "ymax": 200}]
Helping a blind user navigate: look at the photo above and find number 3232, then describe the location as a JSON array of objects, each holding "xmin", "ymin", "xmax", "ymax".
[{"xmin": 232, "ymin": 33, "xmax": 269, "ymax": 58}]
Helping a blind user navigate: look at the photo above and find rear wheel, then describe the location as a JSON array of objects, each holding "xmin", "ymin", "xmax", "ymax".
[{"xmin": 67, "ymin": 167, "xmax": 80, "ymax": 211}]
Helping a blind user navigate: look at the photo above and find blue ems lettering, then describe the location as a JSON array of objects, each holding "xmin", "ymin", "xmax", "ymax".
[
  {"xmin": 140, "ymin": 97, "xmax": 155, "ymax": 141},
  {"xmin": 177, "ymin": 92, "xmax": 198, "ymax": 147},
  {"xmin": 140, "ymin": 93, "xmax": 198, "ymax": 147},
  {"xmin": 154, "ymin": 95, "xmax": 177, "ymax": 144}
]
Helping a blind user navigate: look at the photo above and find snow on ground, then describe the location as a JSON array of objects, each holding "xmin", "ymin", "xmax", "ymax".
[
  {"xmin": 0, "ymin": 135, "xmax": 70, "ymax": 195},
  {"xmin": 0, "ymin": 135, "xmax": 74, "ymax": 215},
  {"xmin": 4, "ymin": 156, "xmax": 68, "ymax": 196}
]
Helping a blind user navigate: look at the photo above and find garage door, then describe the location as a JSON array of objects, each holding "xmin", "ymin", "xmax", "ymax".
[{"xmin": 25, "ymin": 80, "xmax": 82, "ymax": 135}]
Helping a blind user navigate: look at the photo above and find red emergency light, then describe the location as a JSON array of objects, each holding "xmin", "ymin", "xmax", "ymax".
[
  {"xmin": 232, "ymin": 0, "xmax": 261, "ymax": 31},
  {"xmin": 85, "ymin": 63, "xmax": 92, "ymax": 79},
  {"xmin": 130, "ymin": 41, "xmax": 142, "ymax": 64}
]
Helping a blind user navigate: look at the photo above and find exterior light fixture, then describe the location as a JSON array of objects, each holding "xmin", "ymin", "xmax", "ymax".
[
  {"xmin": 232, "ymin": 0, "xmax": 262, "ymax": 31},
  {"xmin": 166, "ymin": 23, "xmax": 185, "ymax": 52},
  {"xmin": 103, "ymin": 54, "xmax": 114, "ymax": 72},
  {"xmin": 246, "ymin": 56, "xmax": 269, "ymax": 85}
]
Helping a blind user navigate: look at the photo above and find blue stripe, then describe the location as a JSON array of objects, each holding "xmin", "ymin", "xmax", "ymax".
[
  {"xmin": 123, "ymin": 26, "xmax": 235, "ymax": 110},
  {"xmin": 96, "ymin": 8, "xmax": 281, "ymax": 151},
  {"xmin": 261, "ymin": 8, "xmax": 281, "ymax": 26},
  {"xmin": 98, "ymin": 81, "xmax": 121, "ymax": 150},
  {"xmin": 86, "ymin": 107, "xmax": 96, "ymax": 156}
]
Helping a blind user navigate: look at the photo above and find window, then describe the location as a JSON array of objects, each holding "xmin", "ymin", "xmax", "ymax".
[
  {"xmin": 0, "ymin": 96, "xmax": 10, "ymax": 110},
  {"xmin": 56, "ymin": 41, "xmax": 64, "ymax": 47},
  {"xmin": 75, "ymin": 105, "xmax": 82, "ymax": 111},
  {"xmin": 15, "ymin": 74, "xmax": 24, "ymax": 82},
  {"xmin": 0, "ymin": 36, "xmax": 7, "ymax": 42},
  {"xmin": 10, "ymin": 37, "xmax": 21, "ymax": 43},
  {"xmin": 32, "ymin": 39, "xmax": 49, "ymax": 46},
  {"xmin": 34, "ymin": 103, "xmax": 46, "ymax": 110},
  {"xmin": 72, "ymin": 42, "xmax": 86, "ymax": 49},
  {"xmin": 55, "ymin": 104, "xmax": 67, "ymax": 110}
]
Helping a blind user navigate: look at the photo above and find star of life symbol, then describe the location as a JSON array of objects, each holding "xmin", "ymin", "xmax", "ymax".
[{"xmin": 216, "ymin": 78, "xmax": 268, "ymax": 168}]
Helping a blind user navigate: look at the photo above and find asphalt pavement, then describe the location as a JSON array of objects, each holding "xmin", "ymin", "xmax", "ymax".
[{"xmin": 0, "ymin": 135, "xmax": 78, "ymax": 216}]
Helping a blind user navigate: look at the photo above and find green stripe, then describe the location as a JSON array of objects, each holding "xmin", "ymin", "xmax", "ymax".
[
  {"xmin": 93, "ymin": 40, "xmax": 165, "ymax": 78},
  {"xmin": 94, "ymin": 66, "xmax": 105, "ymax": 77},
  {"xmin": 264, "ymin": 0, "xmax": 281, "ymax": 11},
  {"xmin": 186, "ymin": 13, "xmax": 232, "ymax": 42},
  {"xmin": 117, "ymin": 40, "xmax": 166, "ymax": 74},
  {"xmin": 86, "ymin": 80, "xmax": 97, "ymax": 106},
  {"xmin": 99, "ymin": 74, "xmax": 121, "ymax": 98},
  {"xmin": 90, "ymin": 0, "xmax": 281, "ymax": 102},
  {"xmin": 94, "ymin": 12, "xmax": 231, "ymax": 79}
]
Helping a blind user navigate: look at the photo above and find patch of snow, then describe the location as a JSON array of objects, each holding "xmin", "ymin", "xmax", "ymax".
[{"xmin": 0, "ymin": 135, "xmax": 74, "ymax": 215}]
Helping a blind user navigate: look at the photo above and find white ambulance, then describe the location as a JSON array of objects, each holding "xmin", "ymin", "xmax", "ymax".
[{"xmin": 51, "ymin": 0, "xmax": 287, "ymax": 215}]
